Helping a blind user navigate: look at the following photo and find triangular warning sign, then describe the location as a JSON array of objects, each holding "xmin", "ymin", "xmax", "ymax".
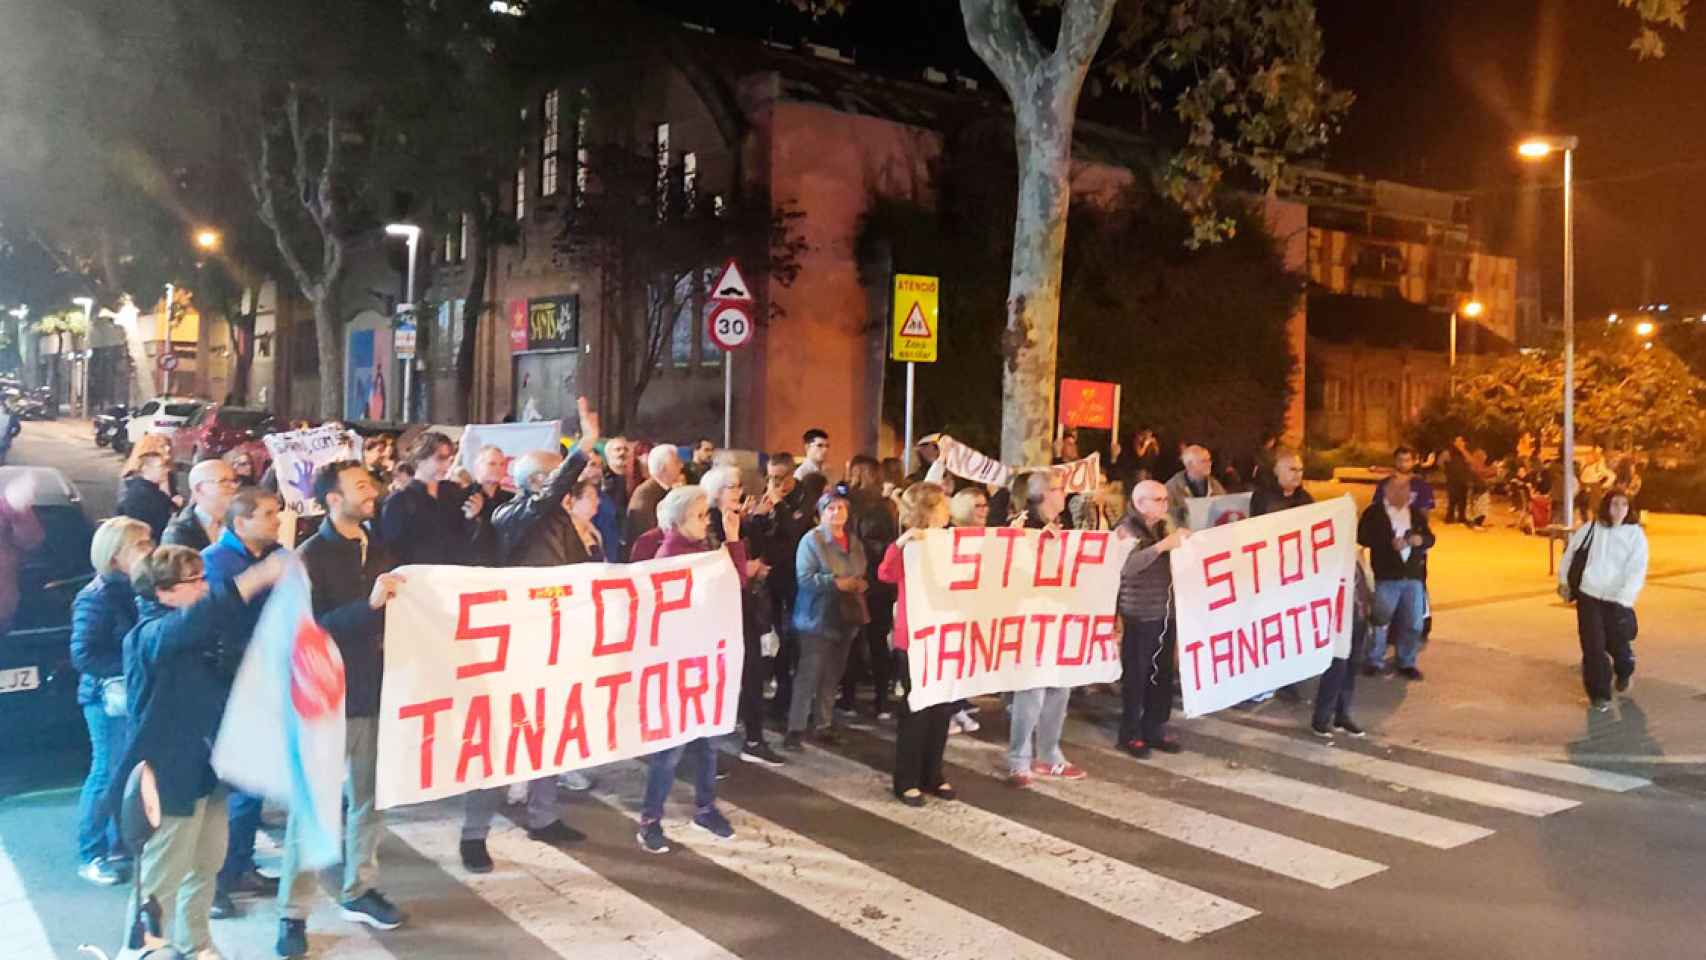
[
  {"xmin": 710, "ymin": 259, "xmax": 753, "ymax": 302},
  {"xmin": 898, "ymin": 302, "xmax": 932, "ymax": 338}
]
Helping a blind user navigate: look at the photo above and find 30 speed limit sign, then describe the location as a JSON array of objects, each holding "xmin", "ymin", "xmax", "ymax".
[{"xmin": 707, "ymin": 301, "xmax": 753, "ymax": 351}]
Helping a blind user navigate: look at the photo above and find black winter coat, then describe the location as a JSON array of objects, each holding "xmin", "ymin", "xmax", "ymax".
[
  {"xmin": 298, "ymin": 519, "xmax": 394, "ymax": 717},
  {"xmin": 116, "ymin": 476, "xmax": 176, "ymax": 542},
  {"xmin": 70, "ymin": 572, "xmax": 137, "ymax": 706},
  {"xmin": 161, "ymin": 504, "xmax": 215, "ymax": 552}
]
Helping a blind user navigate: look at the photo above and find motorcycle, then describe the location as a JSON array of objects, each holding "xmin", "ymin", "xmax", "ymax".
[{"xmin": 94, "ymin": 405, "xmax": 130, "ymax": 448}]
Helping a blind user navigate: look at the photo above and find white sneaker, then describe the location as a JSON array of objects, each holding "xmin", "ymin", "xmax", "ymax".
[
  {"xmin": 506, "ymin": 783, "xmax": 528, "ymax": 804},
  {"xmin": 948, "ymin": 716, "xmax": 965, "ymax": 735},
  {"xmin": 953, "ymin": 709, "xmax": 981, "ymax": 733},
  {"xmin": 558, "ymin": 770, "xmax": 594, "ymax": 791}
]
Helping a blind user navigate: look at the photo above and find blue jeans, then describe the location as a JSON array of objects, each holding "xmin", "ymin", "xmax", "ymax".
[
  {"xmin": 77, "ymin": 703, "xmax": 128, "ymax": 863},
  {"xmin": 1367, "ymin": 580, "xmax": 1427, "ymax": 669},
  {"xmin": 640, "ymin": 738, "xmax": 717, "ymax": 825},
  {"xmin": 217, "ymin": 790, "xmax": 264, "ymax": 890},
  {"xmin": 1006, "ymin": 687, "xmax": 1070, "ymax": 774}
]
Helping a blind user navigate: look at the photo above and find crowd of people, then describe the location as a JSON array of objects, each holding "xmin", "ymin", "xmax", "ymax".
[{"xmin": 70, "ymin": 406, "xmax": 1650, "ymax": 958}]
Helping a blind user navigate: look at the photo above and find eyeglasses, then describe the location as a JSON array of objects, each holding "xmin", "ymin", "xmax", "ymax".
[{"xmin": 171, "ymin": 575, "xmax": 207, "ymax": 587}]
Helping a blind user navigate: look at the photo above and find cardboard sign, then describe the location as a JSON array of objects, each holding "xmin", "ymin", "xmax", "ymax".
[
  {"xmin": 376, "ymin": 549, "xmax": 744, "ymax": 808},
  {"xmin": 1059, "ymin": 379, "xmax": 1118, "ymax": 430},
  {"xmin": 262, "ymin": 425, "xmax": 363, "ymax": 516},
  {"xmin": 900, "ymin": 528, "xmax": 1133, "ymax": 710},
  {"xmin": 1170, "ymin": 497, "xmax": 1358, "ymax": 717},
  {"xmin": 1184, "ymin": 492, "xmax": 1254, "ymax": 531}
]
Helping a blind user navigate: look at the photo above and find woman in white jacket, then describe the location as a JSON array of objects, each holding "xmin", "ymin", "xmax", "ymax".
[{"xmin": 1557, "ymin": 489, "xmax": 1648, "ymax": 710}]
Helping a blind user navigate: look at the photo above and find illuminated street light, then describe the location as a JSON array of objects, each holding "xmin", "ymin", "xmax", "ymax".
[
  {"xmin": 1517, "ymin": 133, "xmax": 1578, "ymax": 525},
  {"xmin": 194, "ymin": 228, "xmax": 222, "ymax": 251},
  {"xmin": 1635, "ymin": 320, "xmax": 1656, "ymax": 338},
  {"xmin": 384, "ymin": 222, "xmax": 422, "ymax": 421},
  {"xmin": 1448, "ymin": 299, "xmax": 1484, "ymax": 385}
]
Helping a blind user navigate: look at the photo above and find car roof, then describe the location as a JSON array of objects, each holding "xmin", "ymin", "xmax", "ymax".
[{"xmin": 0, "ymin": 466, "xmax": 79, "ymax": 507}]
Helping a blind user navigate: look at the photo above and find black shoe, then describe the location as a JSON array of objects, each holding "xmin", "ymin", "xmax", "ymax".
[
  {"xmin": 210, "ymin": 890, "xmax": 239, "ymax": 920},
  {"xmin": 897, "ymin": 789, "xmax": 926, "ymax": 807},
  {"xmin": 224, "ymin": 867, "xmax": 280, "ymax": 896},
  {"xmin": 782, "ymin": 732, "xmax": 804, "ymax": 752},
  {"xmin": 1310, "ymin": 720, "xmax": 1334, "ymax": 739},
  {"xmin": 1360, "ymin": 664, "xmax": 1381, "ymax": 678},
  {"xmin": 1120, "ymin": 739, "xmax": 1152, "ymax": 759},
  {"xmin": 1151, "ymin": 737, "xmax": 1184, "ymax": 754},
  {"xmin": 459, "ymin": 838, "xmax": 494, "ymax": 873},
  {"xmin": 527, "ymin": 821, "xmax": 587, "ymax": 846},
  {"xmin": 1614, "ymin": 675, "xmax": 1632, "ymax": 693},
  {"xmin": 340, "ymin": 890, "xmax": 405, "ymax": 930},
  {"xmin": 740, "ymin": 740, "xmax": 787, "ymax": 767},
  {"xmin": 276, "ymin": 918, "xmax": 308, "ymax": 959},
  {"xmin": 929, "ymin": 783, "xmax": 957, "ymax": 801},
  {"xmin": 1334, "ymin": 716, "xmax": 1367, "ymax": 737},
  {"xmin": 1397, "ymin": 667, "xmax": 1424, "ymax": 681}
]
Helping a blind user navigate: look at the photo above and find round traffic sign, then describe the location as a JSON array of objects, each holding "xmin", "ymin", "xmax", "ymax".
[
  {"xmin": 707, "ymin": 301, "xmax": 753, "ymax": 351},
  {"xmin": 157, "ymin": 353, "xmax": 179, "ymax": 371}
]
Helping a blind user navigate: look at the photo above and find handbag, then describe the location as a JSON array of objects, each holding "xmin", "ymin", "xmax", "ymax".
[
  {"xmin": 1566, "ymin": 524, "xmax": 1596, "ymax": 603},
  {"xmin": 99, "ymin": 675, "xmax": 128, "ymax": 719}
]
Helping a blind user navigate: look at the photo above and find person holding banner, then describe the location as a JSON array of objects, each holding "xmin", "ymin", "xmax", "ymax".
[
  {"xmin": 701, "ymin": 466, "xmax": 788, "ymax": 768},
  {"xmin": 785, "ymin": 489, "xmax": 868, "ymax": 751},
  {"xmin": 635, "ymin": 485, "xmax": 744, "ymax": 853},
  {"xmin": 276, "ymin": 462, "xmax": 406, "ymax": 958},
  {"xmin": 1164, "ymin": 445, "xmax": 1226, "ymax": 530},
  {"xmin": 881, "ymin": 482, "xmax": 957, "ymax": 806},
  {"xmin": 1358, "ymin": 474, "xmax": 1435, "ymax": 681},
  {"xmin": 1114, "ymin": 480, "xmax": 1190, "ymax": 758},
  {"xmin": 1007, "ymin": 471, "xmax": 1087, "ymax": 786},
  {"xmin": 113, "ymin": 543, "xmax": 290, "ymax": 959}
]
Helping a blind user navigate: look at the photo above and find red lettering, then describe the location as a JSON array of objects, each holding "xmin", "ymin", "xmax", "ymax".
[
  {"xmin": 1311, "ymin": 597, "xmax": 1337, "ymax": 649},
  {"xmin": 1286, "ymin": 604, "xmax": 1308, "ymax": 655},
  {"xmin": 1183, "ymin": 641, "xmax": 1206, "ymax": 690},
  {"xmin": 968, "ymin": 619, "xmax": 996, "ymax": 675},
  {"xmin": 596, "ymin": 671, "xmax": 632, "ymax": 751},
  {"xmin": 648, "ymin": 569, "xmax": 693, "ymax": 647},
  {"xmin": 1033, "ymin": 530, "xmax": 1067, "ymax": 588},
  {"xmin": 1309, "ymin": 520, "xmax": 1336, "ymax": 575},
  {"xmin": 936, "ymin": 622, "xmax": 967, "ymax": 682},
  {"xmin": 1056, "ymin": 614, "xmax": 1090, "ymax": 666},
  {"xmin": 1203, "ymin": 551, "xmax": 1236, "ymax": 610},
  {"xmin": 399, "ymin": 697, "xmax": 453, "ymax": 790},
  {"xmin": 506, "ymin": 688, "xmax": 546, "ymax": 776},
  {"xmin": 1278, "ymin": 530, "xmax": 1304, "ymax": 586},
  {"xmin": 527, "ymin": 585, "xmax": 574, "ymax": 665},
  {"xmin": 994, "ymin": 616, "xmax": 1025, "ymax": 670},
  {"xmin": 948, "ymin": 529, "xmax": 985, "ymax": 590},
  {"xmin": 1069, "ymin": 532, "xmax": 1109, "ymax": 587},
  {"xmin": 455, "ymin": 694, "xmax": 493, "ymax": 783},
  {"xmin": 1237, "ymin": 623, "xmax": 1261, "ymax": 672},
  {"xmin": 592, "ymin": 579, "xmax": 639, "ymax": 656},
  {"xmin": 713, "ymin": 640, "xmax": 728, "ymax": 725},
  {"xmin": 677, "ymin": 655, "xmax": 710, "ymax": 729},
  {"xmin": 994, "ymin": 527, "xmax": 1025, "ymax": 587},
  {"xmin": 553, "ymin": 684, "xmax": 589, "ymax": 764},
  {"xmin": 1028, "ymin": 613, "xmax": 1059, "ymax": 666},
  {"xmin": 1088, "ymin": 615, "xmax": 1119, "ymax": 664},
  {"xmin": 1241, "ymin": 539, "xmax": 1267, "ymax": 595},
  {"xmin": 455, "ymin": 591, "xmax": 509, "ymax": 679},
  {"xmin": 1210, "ymin": 631, "xmax": 1235, "ymax": 683},
  {"xmin": 912, "ymin": 626, "xmax": 935, "ymax": 685},
  {"xmin": 1259, "ymin": 613, "xmax": 1286, "ymax": 664},
  {"xmin": 638, "ymin": 662, "xmax": 670, "ymax": 742}
]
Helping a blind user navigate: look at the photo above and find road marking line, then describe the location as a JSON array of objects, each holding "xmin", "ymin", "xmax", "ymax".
[
  {"xmin": 0, "ymin": 835, "xmax": 53, "ymax": 960},
  {"xmin": 592, "ymin": 764, "xmax": 1074, "ymax": 960},
  {"xmin": 388, "ymin": 817, "xmax": 739, "ymax": 960},
  {"xmin": 719, "ymin": 740, "xmax": 1257, "ymax": 942},
  {"xmin": 1193, "ymin": 717, "xmax": 1580, "ymax": 816},
  {"xmin": 1420, "ymin": 749, "xmax": 1652, "ymax": 791},
  {"xmin": 918, "ymin": 729, "xmax": 1385, "ymax": 889}
]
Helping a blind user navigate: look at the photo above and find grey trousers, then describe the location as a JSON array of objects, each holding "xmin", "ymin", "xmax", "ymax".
[
  {"xmin": 126, "ymin": 789, "xmax": 228, "ymax": 955},
  {"xmin": 788, "ymin": 629, "xmax": 858, "ymax": 733},
  {"xmin": 461, "ymin": 777, "xmax": 560, "ymax": 839},
  {"xmin": 279, "ymin": 716, "xmax": 380, "ymax": 919},
  {"xmin": 1007, "ymin": 687, "xmax": 1070, "ymax": 774}
]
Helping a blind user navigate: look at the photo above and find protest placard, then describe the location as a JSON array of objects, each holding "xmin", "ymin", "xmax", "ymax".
[
  {"xmin": 457, "ymin": 420, "xmax": 563, "ymax": 487},
  {"xmin": 938, "ymin": 436, "xmax": 1012, "ymax": 488},
  {"xmin": 1170, "ymin": 496, "xmax": 1358, "ymax": 717},
  {"xmin": 262, "ymin": 425, "xmax": 363, "ymax": 515},
  {"xmin": 900, "ymin": 527, "xmax": 1133, "ymax": 710},
  {"xmin": 375, "ymin": 548, "xmax": 744, "ymax": 808},
  {"xmin": 1184, "ymin": 492, "xmax": 1253, "ymax": 530}
]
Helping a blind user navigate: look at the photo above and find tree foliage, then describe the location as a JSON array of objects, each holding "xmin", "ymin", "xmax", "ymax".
[{"xmin": 1620, "ymin": 0, "xmax": 1690, "ymax": 59}]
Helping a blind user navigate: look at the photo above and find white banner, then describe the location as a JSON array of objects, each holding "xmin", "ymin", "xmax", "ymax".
[
  {"xmin": 1051, "ymin": 453, "xmax": 1102, "ymax": 495},
  {"xmin": 262, "ymin": 425, "xmax": 362, "ymax": 515},
  {"xmin": 458, "ymin": 421, "xmax": 563, "ymax": 487},
  {"xmin": 938, "ymin": 436, "xmax": 1012, "ymax": 488},
  {"xmin": 1184, "ymin": 492, "xmax": 1253, "ymax": 531},
  {"xmin": 376, "ymin": 549, "xmax": 744, "ymax": 809},
  {"xmin": 1170, "ymin": 496, "xmax": 1358, "ymax": 718},
  {"xmin": 901, "ymin": 528, "xmax": 1133, "ymax": 710}
]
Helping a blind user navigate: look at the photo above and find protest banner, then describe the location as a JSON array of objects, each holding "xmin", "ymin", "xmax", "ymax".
[
  {"xmin": 376, "ymin": 548, "xmax": 744, "ymax": 808},
  {"xmin": 212, "ymin": 564, "xmax": 345, "ymax": 869},
  {"xmin": 1170, "ymin": 496, "xmax": 1358, "ymax": 718},
  {"xmin": 937, "ymin": 435, "xmax": 1012, "ymax": 488},
  {"xmin": 900, "ymin": 527, "xmax": 1133, "ymax": 710},
  {"xmin": 1058, "ymin": 378, "xmax": 1118, "ymax": 429},
  {"xmin": 1184, "ymin": 492, "xmax": 1254, "ymax": 530},
  {"xmin": 262, "ymin": 425, "xmax": 362, "ymax": 515},
  {"xmin": 457, "ymin": 420, "xmax": 563, "ymax": 487},
  {"xmin": 1052, "ymin": 453, "xmax": 1102, "ymax": 495}
]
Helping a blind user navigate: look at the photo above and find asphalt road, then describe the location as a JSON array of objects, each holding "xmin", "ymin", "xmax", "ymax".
[{"xmin": 3, "ymin": 423, "xmax": 1703, "ymax": 960}]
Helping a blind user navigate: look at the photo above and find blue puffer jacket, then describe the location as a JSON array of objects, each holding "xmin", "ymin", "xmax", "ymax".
[{"xmin": 70, "ymin": 572, "xmax": 138, "ymax": 706}]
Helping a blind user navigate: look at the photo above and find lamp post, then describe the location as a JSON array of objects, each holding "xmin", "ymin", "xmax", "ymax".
[
  {"xmin": 160, "ymin": 283, "xmax": 175, "ymax": 395},
  {"xmin": 385, "ymin": 223, "xmax": 421, "ymax": 422},
  {"xmin": 1450, "ymin": 299, "xmax": 1484, "ymax": 387},
  {"xmin": 1518, "ymin": 134, "xmax": 1579, "ymax": 526},
  {"xmin": 72, "ymin": 297, "xmax": 94, "ymax": 417}
]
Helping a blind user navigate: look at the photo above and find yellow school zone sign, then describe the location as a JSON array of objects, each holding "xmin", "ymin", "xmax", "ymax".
[{"xmin": 891, "ymin": 273, "xmax": 939, "ymax": 363}]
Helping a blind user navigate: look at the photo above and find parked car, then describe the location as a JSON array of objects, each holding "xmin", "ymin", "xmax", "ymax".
[
  {"xmin": 93, "ymin": 404, "xmax": 130, "ymax": 448},
  {"xmin": 170, "ymin": 403, "xmax": 278, "ymax": 467},
  {"xmin": 0, "ymin": 466, "xmax": 95, "ymax": 749},
  {"xmin": 123, "ymin": 396, "xmax": 202, "ymax": 448}
]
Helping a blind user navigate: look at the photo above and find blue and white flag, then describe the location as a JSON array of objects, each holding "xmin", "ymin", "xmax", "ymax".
[{"xmin": 213, "ymin": 562, "xmax": 346, "ymax": 869}]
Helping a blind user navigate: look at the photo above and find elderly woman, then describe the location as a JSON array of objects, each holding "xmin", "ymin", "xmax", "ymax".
[
  {"xmin": 786, "ymin": 489, "xmax": 868, "ymax": 750},
  {"xmin": 1008, "ymin": 470, "xmax": 1086, "ymax": 786},
  {"xmin": 634, "ymin": 485, "xmax": 745, "ymax": 854},
  {"xmin": 1559, "ymin": 488, "xmax": 1649, "ymax": 710},
  {"xmin": 71, "ymin": 516, "xmax": 152, "ymax": 886},
  {"xmin": 701, "ymin": 466, "xmax": 786, "ymax": 767},
  {"xmin": 881, "ymin": 482, "xmax": 956, "ymax": 806}
]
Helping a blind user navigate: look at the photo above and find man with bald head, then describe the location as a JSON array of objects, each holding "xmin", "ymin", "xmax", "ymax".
[
  {"xmin": 1357, "ymin": 472, "xmax": 1435, "ymax": 680},
  {"xmin": 1164, "ymin": 444, "xmax": 1227, "ymax": 529},
  {"xmin": 1113, "ymin": 480, "xmax": 1191, "ymax": 757},
  {"xmin": 163, "ymin": 458, "xmax": 239, "ymax": 551}
]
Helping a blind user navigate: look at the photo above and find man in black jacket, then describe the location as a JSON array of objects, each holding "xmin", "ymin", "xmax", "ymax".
[
  {"xmin": 162, "ymin": 458, "xmax": 238, "ymax": 551},
  {"xmin": 379, "ymin": 431, "xmax": 483, "ymax": 566},
  {"xmin": 1357, "ymin": 474, "xmax": 1434, "ymax": 680},
  {"xmin": 274, "ymin": 461, "xmax": 404, "ymax": 959}
]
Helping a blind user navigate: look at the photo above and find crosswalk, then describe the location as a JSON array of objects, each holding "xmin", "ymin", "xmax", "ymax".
[{"xmin": 10, "ymin": 713, "xmax": 1649, "ymax": 960}]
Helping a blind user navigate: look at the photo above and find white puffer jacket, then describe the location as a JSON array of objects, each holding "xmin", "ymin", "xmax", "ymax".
[{"xmin": 1559, "ymin": 522, "xmax": 1649, "ymax": 608}]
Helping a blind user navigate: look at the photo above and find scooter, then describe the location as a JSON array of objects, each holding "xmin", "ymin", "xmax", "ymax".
[
  {"xmin": 94, "ymin": 405, "xmax": 130, "ymax": 448},
  {"xmin": 78, "ymin": 762, "xmax": 190, "ymax": 960}
]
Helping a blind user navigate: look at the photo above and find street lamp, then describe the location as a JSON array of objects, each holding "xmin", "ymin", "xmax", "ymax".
[
  {"xmin": 1634, "ymin": 319, "xmax": 1656, "ymax": 338},
  {"xmin": 1450, "ymin": 299, "xmax": 1484, "ymax": 382},
  {"xmin": 1517, "ymin": 133, "xmax": 1579, "ymax": 526},
  {"xmin": 384, "ymin": 222, "xmax": 422, "ymax": 421},
  {"xmin": 72, "ymin": 297, "xmax": 94, "ymax": 417},
  {"xmin": 194, "ymin": 228, "xmax": 222, "ymax": 252}
]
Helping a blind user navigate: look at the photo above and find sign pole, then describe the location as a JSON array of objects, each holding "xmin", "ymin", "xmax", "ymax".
[
  {"xmin": 1111, "ymin": 383, "xmax": 1122, "ymax": 455},
  {"xmin": 722, "ymin": 350, "xmax": 733, "ymax": 450},
  {"xmin": 904, "ymin": 361, "xmax": 916, "ymax": 473}
]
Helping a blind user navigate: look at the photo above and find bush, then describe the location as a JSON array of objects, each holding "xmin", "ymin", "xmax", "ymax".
[
  {"xmin": 1304, "ymin": 443, "xmax": 1387, "ymax": 481},
  {"xmin": 1635, "ymin": 462, "xmax": 1706, "ymax": 515}
]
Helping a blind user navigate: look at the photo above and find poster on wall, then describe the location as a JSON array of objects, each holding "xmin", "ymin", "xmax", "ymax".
[
  {"xmin": 524, "ymin": 295, "xmax": 579, "ymax": 352},
  {"xmin": 345, "ymin": 323, "xmax": 393, "ymax": 422}
]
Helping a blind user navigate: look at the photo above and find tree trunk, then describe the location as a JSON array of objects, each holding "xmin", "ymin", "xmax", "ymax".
[
  {"xmin": 455, "ymin": 200, "xmax": 491, "ymax": 424},
  {"xmin": 230, "ymin": 285, "xmax": 259, "ymax": 404},
  {"xmin": 311, "ymin": 290, "xmax": 341, "ymax": 418}
]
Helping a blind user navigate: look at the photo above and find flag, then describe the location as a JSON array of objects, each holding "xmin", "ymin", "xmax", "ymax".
[{"xmin": 212, "ymin": 562, "xmax": 346, "ymax": 869}]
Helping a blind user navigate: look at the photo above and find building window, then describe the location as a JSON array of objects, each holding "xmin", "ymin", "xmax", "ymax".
[
  {"xmin": 515, "ymin": 166, "xmax": 526, "ymax": 221},
  {"xmin": 655, "ymin": 122, "xmax": 670, "ymax": 221},
  {"xmin": 682, "ymin": 152, "xmax": 698, "ymax": 216},
  {"xmin": 574, "ymin": 99, "xmax": 590, "ymax": 208},
  {"xmin": 698, "ymin": 265, "xmax": 722, "ymax": 367},
  {"xmin": 540, "ymin": 89, "xmax": 560, "ymax": 198},
  {"xmin": 1323, "ymin": 377, "xmax": 1346, "ymax": 412}
]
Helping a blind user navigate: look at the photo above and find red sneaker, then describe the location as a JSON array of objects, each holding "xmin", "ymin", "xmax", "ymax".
[{"xmin": 1033, "ymin": 761, "xmax": 1087, "ymax": 781}]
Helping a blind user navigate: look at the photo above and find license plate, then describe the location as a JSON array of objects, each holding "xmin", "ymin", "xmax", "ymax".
[{"xmin": 0, "ymin": 666, "xmax": 41, "ymax": 694}]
